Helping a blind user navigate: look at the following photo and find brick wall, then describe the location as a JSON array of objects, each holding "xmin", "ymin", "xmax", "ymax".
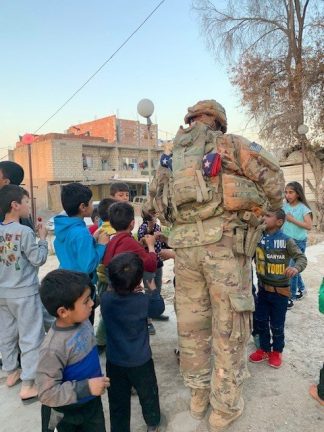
[
  {"xmin": 67, "ymin": 115, "xmax": 158, "ymax": 148},
  {"xmin": 67, "ymin": 116, "xmax": 117, "ymax": 143}
]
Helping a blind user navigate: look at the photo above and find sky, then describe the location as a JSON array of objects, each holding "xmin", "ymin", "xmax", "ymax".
[{"xmin": 0, "ymin": 0, "xmax": 258, "ymax": 159}]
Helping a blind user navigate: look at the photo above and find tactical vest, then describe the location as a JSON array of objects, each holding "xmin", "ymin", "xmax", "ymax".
[{"xmin": 145, "ymin": 122, "xmax": 279, "ymax": 249}]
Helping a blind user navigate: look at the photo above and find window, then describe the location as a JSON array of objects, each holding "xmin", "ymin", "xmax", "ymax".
[
  {"xmin": 101, "ymin": 159, "xmax": 109, "ymax": 170},
  {"xmin": 121, "ymin": 157, "xmax": 138, "ymax": 171},
  {"xmin": 82, "ymin": 154, "xmax": 93, "ymax": 170}
]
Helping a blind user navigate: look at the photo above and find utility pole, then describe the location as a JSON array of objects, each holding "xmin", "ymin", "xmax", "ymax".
[
  {"xmin": 137, "ymin": 99, "xmax": 154, "ymax": 191},
  {"xmin": 22, "ymin": 134, "xmax": 36, "ymax": 223}
]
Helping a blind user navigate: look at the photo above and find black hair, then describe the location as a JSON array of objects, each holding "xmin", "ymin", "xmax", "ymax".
[
  {"xmin": 0, "ymin": 185, "xmax": 29, "ymax": 215},
  {"xmin": 0, "ymin": 161, "xmax": 24, "ymax": 185},
  {"xmin": 269, "ymin": 208, "xmax": 286, "ymax": 223},
  {"xmin": 107, "ymin": 252, "xmax": 143, "ymax": 295},
  {"xmin": 91, "ymin": 207, "xmax": 99, "ymax": 223},
  {"xmin": 108, "ymin": 201, "xmax": 134, "ymax": 231},
  {"xmin": 98, "ymin": 198, "xmax": 116, "ymax": 222},
  {"xmin": 110, "ymin": 182, "xmax": 129, "ymax": 196},
  {"xmin": 40, "ymin": 269, "xmax": 91, "ymax": 317},
  {"xmin": 141, "ymin": 209, "xmax": 155, "ymax": 223},
  {"xmin": 286, "ymin": 181, "xmax": 312, "ymax": 211},
  {"xmin": 61, "ymin": 182, "xmax": 92, "ymax": 216}
]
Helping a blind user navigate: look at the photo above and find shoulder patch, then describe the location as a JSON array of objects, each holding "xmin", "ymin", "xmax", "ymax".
[
  {"xmin": 160, "ymin": 153, "xmax": 173, "ymax": 170},
  {"xmin": 249, "ymin": 141, "xmax": 262, "ymax": 153}
]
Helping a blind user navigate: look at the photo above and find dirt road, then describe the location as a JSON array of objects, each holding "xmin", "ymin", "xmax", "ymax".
[{"xmin": 0, "ymin": 242, "xmax": 323, "ymax": 431}]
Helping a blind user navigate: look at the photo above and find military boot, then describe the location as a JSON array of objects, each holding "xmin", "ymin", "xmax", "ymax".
[
  {"xmin": 190, "ymin": 388, "xmax": 210, "ymax": 420},
  {"xmin": 208, "ymin": 405, "xmax": 243, "ymax": 431}
]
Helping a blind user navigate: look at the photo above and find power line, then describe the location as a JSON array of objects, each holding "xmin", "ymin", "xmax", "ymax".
[{"xmin": 34, "ymin": 0, "xmax": 167, "ymax": 134}]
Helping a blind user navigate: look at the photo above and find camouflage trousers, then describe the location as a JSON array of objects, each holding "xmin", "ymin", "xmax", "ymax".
[{"xmin": 174, "ymin": 235, "xmax": 254, "ymax": 416}]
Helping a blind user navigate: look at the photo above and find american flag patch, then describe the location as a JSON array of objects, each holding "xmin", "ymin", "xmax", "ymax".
[
  {"xmin": 250, "ymin": 141, "xmax": 262, "ymax": 153},
  {"xmin": 202, "ymin": 152, "xmax": 221, "ymax": 177},
  {"xmin": 160, "ymin": 153, "xmax": 172, "ymax": 170}
]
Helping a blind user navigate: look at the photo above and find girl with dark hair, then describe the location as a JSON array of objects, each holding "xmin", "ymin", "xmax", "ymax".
[{"xmin": 283, "ymin": 181, "xmax": 312, "ymax": 308}]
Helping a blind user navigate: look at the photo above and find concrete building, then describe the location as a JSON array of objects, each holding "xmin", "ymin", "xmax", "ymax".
[{"xmin": 12, "ymin": 130, "xmax": 163, "ymax": 213}]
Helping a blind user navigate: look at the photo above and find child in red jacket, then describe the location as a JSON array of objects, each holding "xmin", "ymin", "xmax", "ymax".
[{"xmin": 102, "ymin": 202, "xmax": 157, "ymax": 273}]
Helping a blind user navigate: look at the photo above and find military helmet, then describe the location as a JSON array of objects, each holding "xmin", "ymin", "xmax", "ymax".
[{"xmin": 184, "ymin": 99, "xmax": 227, "ymax": 133}]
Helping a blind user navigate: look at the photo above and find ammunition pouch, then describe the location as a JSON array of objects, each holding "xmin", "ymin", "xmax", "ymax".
[
  {"xmin": 232, "ymin": 211, "xmax": 265, "ymax": 257},
  {"xmin": 222, "ymin": 173, "xmax": 266, "ymax": 211},
  {"xmin": 173, "ymin": 168, "xmax": 212, "ymax": 207},
  {"xmin": 233, "ymin": 227, "xmax": 246, "ymax": 255}
]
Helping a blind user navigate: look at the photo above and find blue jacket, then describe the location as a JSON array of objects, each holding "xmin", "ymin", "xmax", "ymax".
[
  {"xmin": 54, "ymin": 215, "xmax": 106, "ymax": 284},
  {"xmin": 101, "ymin": 289, "xmax": 165, "ymax": 367}
]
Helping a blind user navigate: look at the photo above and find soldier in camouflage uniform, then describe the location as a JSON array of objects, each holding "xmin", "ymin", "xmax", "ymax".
[{"xmin": 145, "ymin": 100, "xmax": 285, "ymax": 431}]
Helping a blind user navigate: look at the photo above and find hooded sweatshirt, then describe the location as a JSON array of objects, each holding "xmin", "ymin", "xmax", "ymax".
[
  {"xmin": 54, "ymin": 215, "xmax": 105, "ymax": 284},
  {"xmin": 102, "ymin": 232, "xmax": 157, "ymax": 272}
]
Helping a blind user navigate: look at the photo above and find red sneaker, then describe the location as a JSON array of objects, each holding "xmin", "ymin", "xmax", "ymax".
[
  {"xmin": 249, "ymin": 349, "xmax": 269, "ymax": 363},
  {"xmin": 268, "ymin": 351, "xmax": 282, "ymax": 368}
]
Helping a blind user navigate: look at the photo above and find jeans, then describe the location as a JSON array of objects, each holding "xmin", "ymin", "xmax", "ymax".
[
  {"xmin": 252, "ymin": 268, "xmax": 258, "ymax": 337},
  {"xmin": 290, "ymin": 239, "xmax": 307, "ymax": 299},
  {"xmin": 107, "ymin": 359, "xmax": 160, "ymax": 432},
  {"xmin": 143, "ymin": 267, "xmax": 163, "ymax": 293},
  {"xmin": 143, "ymin": 267, "xmax": 163, "ymax": 318},
  {"xmin": 254, "ymin": 287, "xmax": 288, "ymax": 353}
]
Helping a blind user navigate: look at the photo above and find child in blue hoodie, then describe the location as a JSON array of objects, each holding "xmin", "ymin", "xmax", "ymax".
[{"xmin": 54, "ymin": 183, "xmax": 109, "ymax": 286}]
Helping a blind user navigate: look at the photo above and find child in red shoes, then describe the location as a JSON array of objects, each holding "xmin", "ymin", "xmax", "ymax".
[{"xmin": 249, "ymin": 208, "xmax": 307, "ymax": 368}]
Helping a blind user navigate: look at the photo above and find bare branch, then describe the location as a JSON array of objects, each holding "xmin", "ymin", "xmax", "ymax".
[
  {"xmin": 193, "ymin": 0, "xmax": 324, "ymax": 223},
  {"xmin": 302, "ymin": 0, "xmax": 311, "ymax": 19},
  {"xmin": 306, "ymin": 178, "xmax": 316, "ymax": 194}
]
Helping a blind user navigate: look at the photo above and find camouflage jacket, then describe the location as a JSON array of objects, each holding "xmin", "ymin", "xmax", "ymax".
[{"xmin": 147, "ymin": 122, "xmax": 285, "ymax": 249}]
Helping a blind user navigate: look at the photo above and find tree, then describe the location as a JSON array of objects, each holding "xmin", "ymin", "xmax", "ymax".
[{"xmin": 193, "ymin": 0, "xmax": 324, "ymax": 229}]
